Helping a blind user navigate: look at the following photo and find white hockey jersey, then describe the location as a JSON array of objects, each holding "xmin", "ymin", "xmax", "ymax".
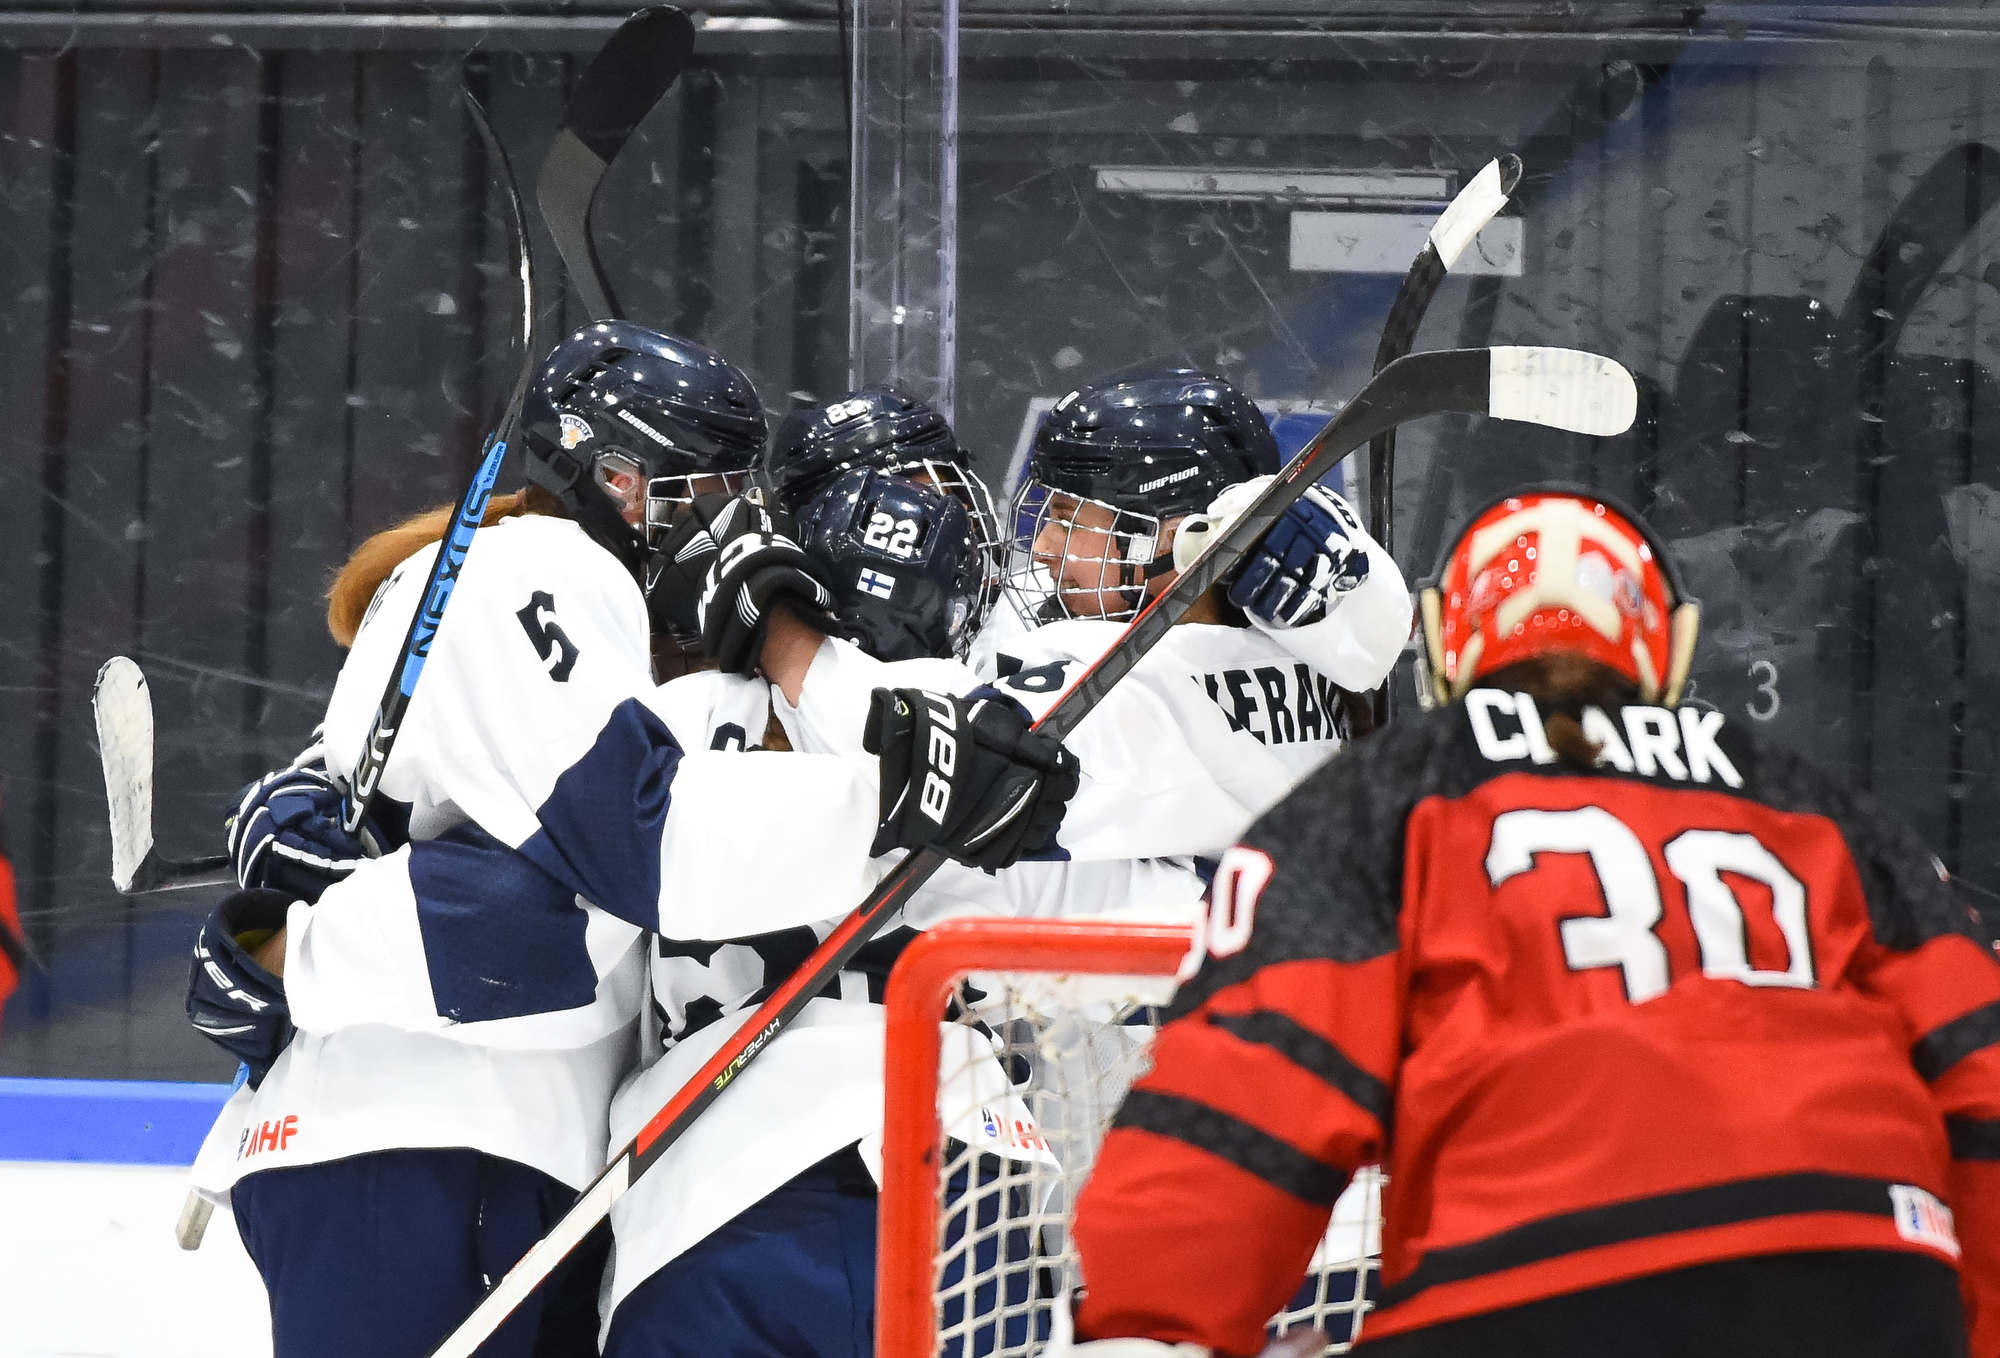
[
  {"xmin": 600, "ymin": 665, "xmax": 1207, "ymax": 1336},
  {"xmin": 601, "ymin": 544, "xmax": 1412, "ymax": 1319},
  {"xmin": 190, "ymin": 514, "xmax": 894, "ymax": 1199}
]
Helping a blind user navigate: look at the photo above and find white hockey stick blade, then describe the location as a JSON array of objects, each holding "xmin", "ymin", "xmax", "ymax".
[
  {"xmin": 1429, "ymin": 154, "xmax": 1518, "ymax": 271},
  {"xmin": 94, "ymin": 657, "xmax": 156, "ymax": 894},
  {"xmin": 175, "ymin": 1190, "xmax": 213, "ymax": 1251},
  {"xmin": 1487, "ymin": 346, "xmax": 1638, "ymax": 437}
]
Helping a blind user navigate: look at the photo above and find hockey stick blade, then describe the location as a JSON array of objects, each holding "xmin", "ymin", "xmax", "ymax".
[
  {"xmin": 94, "ymin": 657, "xmax": 229, "ymax": 894},
  {"xmin": 422, "ymin": 341, "xmax": 1635, "ymax": 1358},
  {"xmin": 344, "ymin": 90, "xmax": 537, "ymax": 836},
  {"xmin": 1368, "ymin": 153, "xmax": 1522, "ymax": 556},
  {"xmin": 95, "ymin": 657, "xmax": 155, "ymax": 893},
  {"xmin": 536, "ymin": 6, "xmax": 696, "ymax": 321}
]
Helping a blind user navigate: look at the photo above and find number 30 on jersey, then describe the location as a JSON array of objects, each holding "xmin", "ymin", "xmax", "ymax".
[{"xmin": 1487, "ymin": 806, "xmax": 1816, "ymax": 1002}]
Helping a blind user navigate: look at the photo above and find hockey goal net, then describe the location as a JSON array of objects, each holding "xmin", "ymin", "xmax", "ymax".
[{"xmin": 878, "ymin": 918, "xmax": 1381, "ymax": 1358}]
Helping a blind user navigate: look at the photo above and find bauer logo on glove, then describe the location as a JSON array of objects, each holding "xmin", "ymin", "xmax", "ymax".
[{"xmin": 864, "ymin": 686, "xmax": 1080, "ymax": 871}]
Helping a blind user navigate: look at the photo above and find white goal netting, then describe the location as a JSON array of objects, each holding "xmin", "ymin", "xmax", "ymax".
[{"xmin": 879, "ymin": 922, "xmax": 1381, "ymax": 1358}]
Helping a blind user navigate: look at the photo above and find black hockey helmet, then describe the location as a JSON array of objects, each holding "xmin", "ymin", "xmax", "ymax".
[
  {"xmin": 1028, "ymin": 368, "xmax": 1279, "ymax": 519},
  {"xmin": 795, "ymin": 467, "xmax": 983, "ymax": 663},
  {"xmin": 764, "ymin": 384, "xmax": 964, "ymax": 510},
  {"xmin": 765, "ymin": 383, "xmax": 1002, "ymax": 633},
  {"xmin": 1006, "ymin": 367, "xmax": 1280, "ymax": 623},
  {"xmin": 521, "ymin": 321, "xmax": 766, "ymax": 603}
]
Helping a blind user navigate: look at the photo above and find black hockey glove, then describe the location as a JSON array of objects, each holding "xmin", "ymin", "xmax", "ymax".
[
  {"xmin": 186, "ymin": 888, "xmax": 294, "ymax": 1087},
  {"xmin": 864, "ymin": 688, "xmax": 1081, "ymax": 871},
  {"xmin": 653, "ymin": 493, "xmax": 839, "ymax": 676},
  {"xmin": 227, "ymin": 759, "xmax": 384, "ymax": 905}
]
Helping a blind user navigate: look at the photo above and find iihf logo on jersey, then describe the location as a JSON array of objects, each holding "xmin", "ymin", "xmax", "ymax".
[
  {"xmin": 856, "ymin": 567, "xmax": 896, "ymax": 600},
  {"xmin": 559, "ymin": 412, "xmax": 593, "ymax": 450}
]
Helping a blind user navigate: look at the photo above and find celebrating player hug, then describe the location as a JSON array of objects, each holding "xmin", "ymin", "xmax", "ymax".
[{"xmin": 18, "ymin": 19, "xmax": 1959, "ymax": 1358}]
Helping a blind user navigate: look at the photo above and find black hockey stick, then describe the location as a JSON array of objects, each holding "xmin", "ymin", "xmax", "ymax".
[
  {"xmin": 343, "ymin": 89, "xmax": 537, "ymax": 834},
  {"xmin": 537, "ymin": 6, "xmax": 696, "ymax": 321},
  {"xmin": 1364, "ymin": 155, "xmax": 1520, "ymax": 728},
  {"xmin": 424, "ymin": 343, "xmax": 1638, "ymax": 1358},
  {"xmin": 1366, "ymin": 155, "xmax": 1521, "ymax": 562}
]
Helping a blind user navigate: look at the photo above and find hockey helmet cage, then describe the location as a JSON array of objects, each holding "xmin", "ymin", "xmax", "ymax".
[
  {"xmin": 1417, "ymin": 485, "xmax": 1700, "ymax": 708},
  {"xmin": 795, "ymin": 467, "xmax": 984, "ymax": 663},
  {"xmin": 1006, "ymin": 367, "xmax": 1280, "ymax": 623},
  {"xmin": 521, "ymin": 321, "xmax": 766, "ymax": 587}
]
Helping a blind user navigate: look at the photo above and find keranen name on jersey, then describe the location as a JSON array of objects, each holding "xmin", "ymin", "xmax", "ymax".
[
  {"xmin": 1195, "ymin": 663, "xmax": 1349, "ymax": 748},
  {"xmin": 1463, "ymin": 687, "xmax": 1742, "ymax": 787}
]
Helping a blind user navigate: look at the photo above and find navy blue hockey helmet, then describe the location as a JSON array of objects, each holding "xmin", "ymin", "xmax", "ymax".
[
  {"xmin": 521, "ymin": 321, "xmax": 766, "ymax": 599},
  {"xmin": 765, "ymin": 383, "xmax": 1002, "ymax": 633},
  {"xmin": 1007, "ymin": 368, "xmax": 1280, "ymax": 622},
  {"xmin": 764, "ymin": 384, "xmax": 964, "ymax": 509},
  {"xmin": 795, "ymin": 467, "xmax": 983, "ymax": 663}
]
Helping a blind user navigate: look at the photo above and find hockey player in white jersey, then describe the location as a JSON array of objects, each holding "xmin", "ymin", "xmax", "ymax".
[
  {"xmin": 751, "ymin": 366, "xmax": 1413, "ymax": 864},
  {"xmin": 595, "ymin": 465, "xmax": 1204, "ymax": 1358},
  {"xmin": 581, "ymin": 373, "xmax": 1407, "ymax": 1358},
  {"xmin": 758, "ymin": 382, "xmax": 1030, "ymax": 669},
  {"xmin": 182, "ymin": 323, "xmax": 1078, "ymax": 1358}
]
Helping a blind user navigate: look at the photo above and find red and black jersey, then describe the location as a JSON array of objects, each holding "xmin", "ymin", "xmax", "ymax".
[
  {"xmin": 0, "ymin": 829, "xmax": 20, "ymax": 1032},
  {"xmin": 1072, "ymin": 689, "xmax": 2000, "ymax": 1357}
]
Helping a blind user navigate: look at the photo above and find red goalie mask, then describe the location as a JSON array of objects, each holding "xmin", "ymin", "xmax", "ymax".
[{"xmin": 1418, "ymin": 487, "xmax": 1700, "ymax": 707}]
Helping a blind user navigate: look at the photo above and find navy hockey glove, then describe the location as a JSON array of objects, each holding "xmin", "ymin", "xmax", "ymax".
[
  {"xmin": 655, "ymin": 493, "xmax": 840, "ymax": 676},
  {"xmin": 864, "ymin": 688, "xmax": 1081, "ymax": 871},
  {"xmin": 227, "ymin": 762, "xmax": 383, "ymax": 905},
  {"xmin": 1226, "ymin": 484, "xmax": 1370, "ymax": 628},
  {"xmin": 186, "ymin": 888, "xmax": 293, "ymax": 1087}
]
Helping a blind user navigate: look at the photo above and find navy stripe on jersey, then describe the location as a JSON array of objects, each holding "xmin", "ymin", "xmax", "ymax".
[
  {"xmin": 1114, "ymin": 1088, "xmax": 1347, "ymax": 1207},
  {"xmin": 408, "ymin": 823, "xmax": 596, "ymax": 1024},
  {"xmin": 1947, "ymin": 1115, "xmax": 2000, "ymax": 1160},
  {"xmin": 1913, "ymin": 1000, "xmax": 2000, "ymax": 1082},
  {"xmin": 1205, "ymin": 1010, "xmax": 1390, "ymax": 1124},
  {"xmin": 1376, "ymin": 1171, "xmax": 1909, "ymax": 1309},
  {"xmin": 517, "ymin": 697, "xmax": 684, "ymax": 933},
  {"xmin": 650, "ymin": 923, "xmax": 924, "ymax": 1048}
]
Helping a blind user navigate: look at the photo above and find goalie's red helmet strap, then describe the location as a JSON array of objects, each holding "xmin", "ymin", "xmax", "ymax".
[{"xmin": 1419, "ymin": 487, "xmax": 1700, "ymax": 707}]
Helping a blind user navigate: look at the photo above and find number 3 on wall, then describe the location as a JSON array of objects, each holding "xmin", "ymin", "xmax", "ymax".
[{"xmin": 1485, "ymin": 806, "xmax": 1815, "ymax": 1003}]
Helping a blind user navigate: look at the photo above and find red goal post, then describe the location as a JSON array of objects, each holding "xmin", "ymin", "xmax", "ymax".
[{"xmin": 877, "ymin": 917, "xmax": 1381, "ymax": 1358}]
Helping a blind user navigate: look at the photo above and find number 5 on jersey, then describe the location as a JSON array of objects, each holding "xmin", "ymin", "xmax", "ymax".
[{"xmin": 1486, "ymin": 806, "xmax": 1815, "ymax": 1003}]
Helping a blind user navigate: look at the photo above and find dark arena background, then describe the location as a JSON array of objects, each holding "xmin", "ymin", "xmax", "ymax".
[{"xmin": 2, "ymin": 3, "xmax": 1998, "ymax": 1085}]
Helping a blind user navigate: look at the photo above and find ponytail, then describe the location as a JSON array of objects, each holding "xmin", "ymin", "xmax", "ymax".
[
  {"xmin": 1480, "ymin": 653, "xmax": 1642, "ymax": 770},
  {"xmin": 325, "ymin": 487, "xmax": 561, "ymax": 647}
]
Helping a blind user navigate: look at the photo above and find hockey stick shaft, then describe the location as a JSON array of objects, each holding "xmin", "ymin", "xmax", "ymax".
[
  {"xmin": 425, "ymin": 343, "xmax": 1637, "ymax": 1358},
  {"xmin": 343, "ymin": 90, "xmax": 537, "ymax": 835},
  {"xmin": 536, "ymin": 6, "xmax": 696, "ymax": 321},
  {"xmin": 1366, "ymin": 154, "xmax": 1520, "ymax": 560}
]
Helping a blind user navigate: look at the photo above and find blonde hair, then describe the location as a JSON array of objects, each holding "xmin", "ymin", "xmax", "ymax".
[{"xmin": 325, "ymin": 487, "xmax": 561, "ymax": 647}]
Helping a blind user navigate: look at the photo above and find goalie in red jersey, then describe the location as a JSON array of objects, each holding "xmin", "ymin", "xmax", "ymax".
[{"xmin": 1067, "ymin": 487, "xmax": 2000, "ymax": 1358}]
